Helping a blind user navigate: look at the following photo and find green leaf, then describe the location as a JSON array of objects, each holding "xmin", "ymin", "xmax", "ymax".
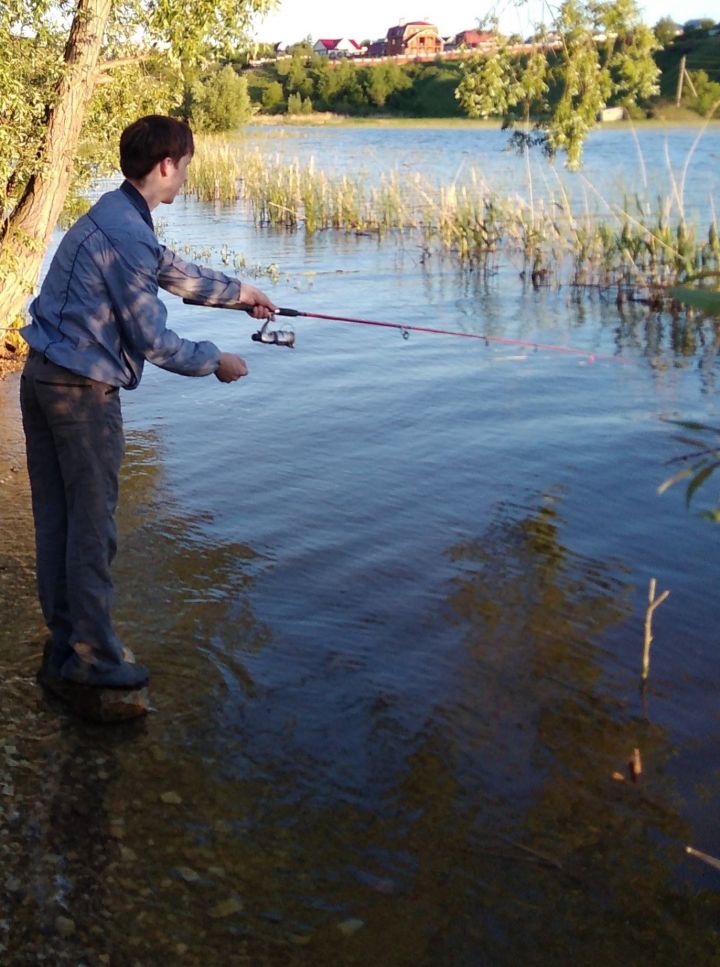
[
  {"xmin": 670, "ymin": 287, "xmax": 720, "ymax": 315},
  {"xmin": 657, "ymin": 466, "xmax": 693, "ymax": 495},
  {"xmin": 686, "ymin": 460, "xmax": 720, "ymax": 507}
]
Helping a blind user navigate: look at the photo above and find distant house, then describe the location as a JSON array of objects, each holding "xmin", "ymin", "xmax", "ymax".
[
  {"xmin": 313, "ymin": 37, "xmax": 362, "ymax": 57},
  {"xmin": 366, "ymin": 39, "xmax": 387, "ymax": 57},
  {"xmin": 385, "ymin": 20, "xmax": 444, "ymax": 57},
  {"xmin": 597, "ymin": 106, "xmax": 625, "ymax": 122},
  {"xmin": 453, "ymin": 29, "xmax": 494, "ymax": 49}
]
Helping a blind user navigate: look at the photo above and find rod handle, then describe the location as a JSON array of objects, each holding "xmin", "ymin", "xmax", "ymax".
[{"xmin": 182, "ymin": 298, "xmax": 300, "ymax": 317}]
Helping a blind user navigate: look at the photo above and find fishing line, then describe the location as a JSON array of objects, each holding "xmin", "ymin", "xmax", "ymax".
[{"xmin": 183, "ymin": 298, "xmax": 632, "ymax": 364}]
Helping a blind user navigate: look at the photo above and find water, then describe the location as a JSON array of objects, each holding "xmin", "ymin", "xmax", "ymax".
[
  {"xmin": 3, "ymin": 126, "xmax": 720, "ymax": 965},
  {"xmin": 238, "ymin": 121, "xmax": 720, "ymax": 220}
]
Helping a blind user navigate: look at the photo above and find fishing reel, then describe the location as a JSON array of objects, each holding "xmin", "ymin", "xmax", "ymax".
[{"xmin": 251, "ymin": 319, "xmax": 295, "ymax": 348}]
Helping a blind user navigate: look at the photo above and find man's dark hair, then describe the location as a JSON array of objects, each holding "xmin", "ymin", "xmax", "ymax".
[{"xmin": 120, "ymin": 115, "xmax": 195, "ymax": 180}]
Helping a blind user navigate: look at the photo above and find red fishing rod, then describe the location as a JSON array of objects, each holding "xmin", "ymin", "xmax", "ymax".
[{"xmin": 182, "ymin": 298, "xmax": 629, "ymax": 364}]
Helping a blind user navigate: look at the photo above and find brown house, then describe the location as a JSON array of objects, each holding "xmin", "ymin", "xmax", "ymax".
[
  {"xmin": 385, "ymin": 20, "xmax": 444, "ymax": 56},
  {"xmin": 453, "ymin": 29, "xmax": 494, "ymax": 49}
]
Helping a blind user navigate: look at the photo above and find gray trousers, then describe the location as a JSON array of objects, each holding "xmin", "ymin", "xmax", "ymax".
[{"xmin": 20, "ymin": 351, "xmax": 125, "ymax": 667}]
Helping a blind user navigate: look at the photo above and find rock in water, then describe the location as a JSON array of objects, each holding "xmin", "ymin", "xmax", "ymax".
[{"xmin": 37, "ymin": 648, "xmax": 150, "ymax": 723}]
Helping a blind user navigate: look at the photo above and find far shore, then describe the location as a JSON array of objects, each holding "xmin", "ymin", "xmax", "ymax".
[{"xmin": 245, "ymin": 110, "xmax": 720, "ymax": 130}]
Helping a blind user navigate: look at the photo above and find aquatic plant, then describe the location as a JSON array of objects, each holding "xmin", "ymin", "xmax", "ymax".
[
  {"xmin": 659, "ymin": 414, "xmax": 720, "ymax": 522},
  {"xmin": 185, "ymin": 138, "xmax": 720, "ymax": 308}
]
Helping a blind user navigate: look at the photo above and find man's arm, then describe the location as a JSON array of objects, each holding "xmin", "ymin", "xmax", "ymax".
[
  {"xmin": 102, "ymin": 239, "xmax": 221, "ymax": 377},
  {"xmin": 157, "ymin": 247, "xmax": 276, "ymax": 318}
]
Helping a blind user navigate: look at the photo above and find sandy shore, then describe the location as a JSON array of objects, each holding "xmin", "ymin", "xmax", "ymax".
[{"xmin": 0, "ymin": 348, "xmax": 24, "ymax": 381}]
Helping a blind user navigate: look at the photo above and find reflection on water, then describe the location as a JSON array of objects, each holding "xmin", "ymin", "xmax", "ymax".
[
  {"xmin": 4, "ymin": 411, "xmax": 720, "ymax": 962},
  {"xmin": 4, "ymin": 138, "xmax": 720, "ymax": 962}
]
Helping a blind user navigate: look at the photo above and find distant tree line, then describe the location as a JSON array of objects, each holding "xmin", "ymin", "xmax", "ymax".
[{"xmin": 179, "ymin": 2, "xmax": 719, "ymax": 159}]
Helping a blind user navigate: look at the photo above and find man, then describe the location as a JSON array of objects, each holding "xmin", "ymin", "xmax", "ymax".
[{"xmin": 20, "ymin": 114, "xmax": 276, "ymax": 693}]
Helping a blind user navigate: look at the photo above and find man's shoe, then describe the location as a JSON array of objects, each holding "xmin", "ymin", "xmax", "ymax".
[{"xmin": 60, "ymin": 651, "xmax": 150, "ymax": 690}]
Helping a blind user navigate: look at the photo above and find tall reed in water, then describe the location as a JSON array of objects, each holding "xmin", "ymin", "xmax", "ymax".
[{"xmin": 185, "ymin": 138, "xmax": 720, "ymax": 298}]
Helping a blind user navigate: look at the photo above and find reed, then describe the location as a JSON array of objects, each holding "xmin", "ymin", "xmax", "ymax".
[
  {"xmin": 185, "ymin": 138, "xmax": 243, "ymax": 203},
  {"xmin": 185, "ymin": 137, "xmax": 720, "ymax": 303}
]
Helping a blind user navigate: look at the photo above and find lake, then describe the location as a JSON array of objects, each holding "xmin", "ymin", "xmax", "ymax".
[
  {"xmin": 235, "ymin": 121, "xmax": 720, "ymax": 220},
  {"xmin": 3, "ymin": 123, "xmax": 720, "ymax": 965}
]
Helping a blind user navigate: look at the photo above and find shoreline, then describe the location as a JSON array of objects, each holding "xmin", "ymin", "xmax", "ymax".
[
  {"xmin": 246, "ymin": 112, "xmax": 720, "ymax": 130},
  {"xmin": 0, "ymin": 349, "xmax": 24, "ymax": 381}
]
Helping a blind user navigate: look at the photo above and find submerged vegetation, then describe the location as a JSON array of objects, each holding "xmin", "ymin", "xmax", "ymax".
[{"xmin": 186, "ymin": 136, "xmax": 720, "ymax": 310}]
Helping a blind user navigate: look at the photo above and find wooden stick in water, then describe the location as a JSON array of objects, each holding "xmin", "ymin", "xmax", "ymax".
[
  {"xmin": 686, "ymin": 846, "xmax": 720, "ymax": 872},
  {"xmin": 641, "ymin": 577, "xmax": 670, "ymax": 684}
]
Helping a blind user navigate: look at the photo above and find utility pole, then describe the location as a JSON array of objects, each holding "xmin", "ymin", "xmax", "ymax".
[
  {"xmin": 676, "ymin": 54, "xmax": 685, "ymax": 105},
  {"xmin": 675, "ymin": 55, "xmax": 698, "ymax": 106}
]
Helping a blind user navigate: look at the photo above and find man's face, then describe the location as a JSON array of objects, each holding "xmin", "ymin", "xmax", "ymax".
[{"xmin": 161, "ymin": 153, "xmax": 192, "ymax": 204}]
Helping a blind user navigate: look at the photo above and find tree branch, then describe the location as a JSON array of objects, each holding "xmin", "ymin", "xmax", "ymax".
[{"xmin": 96, "ymin": 54, "xmax": 154, "ymax": 73}]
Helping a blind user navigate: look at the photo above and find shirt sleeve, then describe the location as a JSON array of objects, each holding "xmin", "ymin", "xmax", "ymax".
[
  {"xmin": 100, "ymin": 236, "xmax": 221, "ymax": 377},
  {"xmin": 157, "ymin": 246, "xmax": 243, "ymax": 304}
]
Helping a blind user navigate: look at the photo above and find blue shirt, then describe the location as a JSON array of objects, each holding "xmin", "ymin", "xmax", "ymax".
[{"xmin": 22, "ymin": 182, "xmax": 243, "ymax": 389}]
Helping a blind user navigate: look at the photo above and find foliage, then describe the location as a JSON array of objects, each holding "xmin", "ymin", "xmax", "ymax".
[
  {"xmin": 262, "ymin": 80, "xmax": 285, "ymax": 113},
  {"xmin": 364, "ymin": 62, "xmax": 413, "ymax": 108},
  {"xmin": 456, "ymin": 0, "xmax": 660, "ymax": 168},
  {"xmin": 686, "ymin": 69, "xmax": 720, "ymax": 116},
  {"xmin": 660, "ymin": 284, "xmax": 720, "ymax": 520},
  {"xmin": 0, "ymin": 0, "xmax": 272, "ymax": 221},
  {"xmin": 188, "ymin": 65, "xmax": 253, "ymax": 131},
  {"xmin": 286, "ymin": 91, "xmax": 312, "ymax": 114},
  {"xmin": 653, "ymin": 17, "xmax": 680, "ymax": 46},
  {"xmin": 0, "ymin": 28, "xmax": 63, "ymax": 218},
  {"xmin": 670, "ymin": 285, "xmax": 720, "ymax": 316},
  {"xmin": 659, "ymin": 418, "xmax": 720, "ymax": 521},
  {"xmin": 245, "ymin": 58, "xmax": 462, "ymax": 118}
]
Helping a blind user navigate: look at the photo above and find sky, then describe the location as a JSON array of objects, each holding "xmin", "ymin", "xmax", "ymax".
[{"xmin": 252, "ymin": 0, "xmax": 717, "ymax": 44}]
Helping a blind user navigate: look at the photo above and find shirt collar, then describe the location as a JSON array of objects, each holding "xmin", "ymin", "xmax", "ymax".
[{"xmin": 120, "ymin": 180, "xmax": 154, "ymax": 231}]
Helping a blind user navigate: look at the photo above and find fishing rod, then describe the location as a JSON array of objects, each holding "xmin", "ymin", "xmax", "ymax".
[{"xmin": 182, "ymin": 298, "xmax": 630, "ymax": 364}]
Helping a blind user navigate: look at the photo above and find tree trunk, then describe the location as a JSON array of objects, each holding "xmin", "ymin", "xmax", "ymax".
[{"xmin": 0, "ymin": 0, "xmax": 112, "ymax": 331}]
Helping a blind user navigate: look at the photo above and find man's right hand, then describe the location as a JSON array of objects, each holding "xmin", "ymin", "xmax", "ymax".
[
  {"xmin": 215, "ymin": 353, "xmax": 249, "ymax": 383},
  {"xmin": 238, "ymin": 284, "xmax": 278, "ymax": 320}
]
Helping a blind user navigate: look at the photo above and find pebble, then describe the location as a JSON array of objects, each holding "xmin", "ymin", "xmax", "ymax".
[
  {"xmin": 337, "ymin": 918, "xmax": 365, "ymax": 936},
  {"xmin": 160, "ymin": 791, "xmax": 182, "ymax": 805},
  {"xmin": 176, "ymin": 867, "xmax": 200, "ymax": 883},
  {"xmin": 55, "ymin": 915, "xmax": 76, "ymax": 938},
  {"xmin": 208, "ymin": 897, "xmax": 243, "ymax": 918}
]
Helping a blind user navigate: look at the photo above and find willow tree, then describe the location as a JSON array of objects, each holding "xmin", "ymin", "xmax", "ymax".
[
  {"xmin": 0, "ymin": 0, "xmax": 271, "ymax": 334},
  {"xmin": 456, "ymin": 0, "xmax": 660, "ymax": 168}
]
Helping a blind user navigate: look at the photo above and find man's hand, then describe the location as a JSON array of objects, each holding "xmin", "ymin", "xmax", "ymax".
[
  {"xmin": 239, "ymin": 283, "xmax": 277, "ymax": 320},
  {"xmin": 215, "ymin": 353, "xmax": 249, "ymax": 383}
]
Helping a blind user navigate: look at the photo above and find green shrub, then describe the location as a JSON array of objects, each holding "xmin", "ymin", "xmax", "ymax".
[
  {"xmin": 262, "ymin": 80, "xmax": 285, "ymax": 113},
  {"xmin": 190, "ymin": 66, "xmax": 253, "ymax": 131},
  {"xmin": 687, "ymin": 69, "xmax": 720, "ymax": 116},
  {"xmin": 287, "ymin": 92, "xmax": 303, "ymax": 114}
]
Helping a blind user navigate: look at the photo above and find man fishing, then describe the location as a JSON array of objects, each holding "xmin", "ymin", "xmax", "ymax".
[{"xmin": 20, "ymin": 114, "xmax": 276, "ymax": 706}]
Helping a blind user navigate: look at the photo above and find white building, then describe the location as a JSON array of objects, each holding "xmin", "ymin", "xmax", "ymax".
[{"xmin": 312, "ymin": 38, "xmax": 362, "ymax": 57}]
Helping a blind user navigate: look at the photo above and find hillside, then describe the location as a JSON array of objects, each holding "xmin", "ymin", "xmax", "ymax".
[{"xmin": 241, "ymin": 33, "xmax": 720, "ymax": 121}]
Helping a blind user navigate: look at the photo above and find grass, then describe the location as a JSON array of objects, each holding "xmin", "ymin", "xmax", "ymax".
[{"xmin": 184, "ymin": 136, "xmax": 720, "ymax": 305}]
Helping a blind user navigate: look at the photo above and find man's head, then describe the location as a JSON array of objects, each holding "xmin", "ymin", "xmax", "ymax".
[
  {"xmin": 120, "ymin": 115, "xmax": 195, "ymax": 207},
  {"xmin": 120, "ymin": 115, "xmax": 194, "ymax": 181}
]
